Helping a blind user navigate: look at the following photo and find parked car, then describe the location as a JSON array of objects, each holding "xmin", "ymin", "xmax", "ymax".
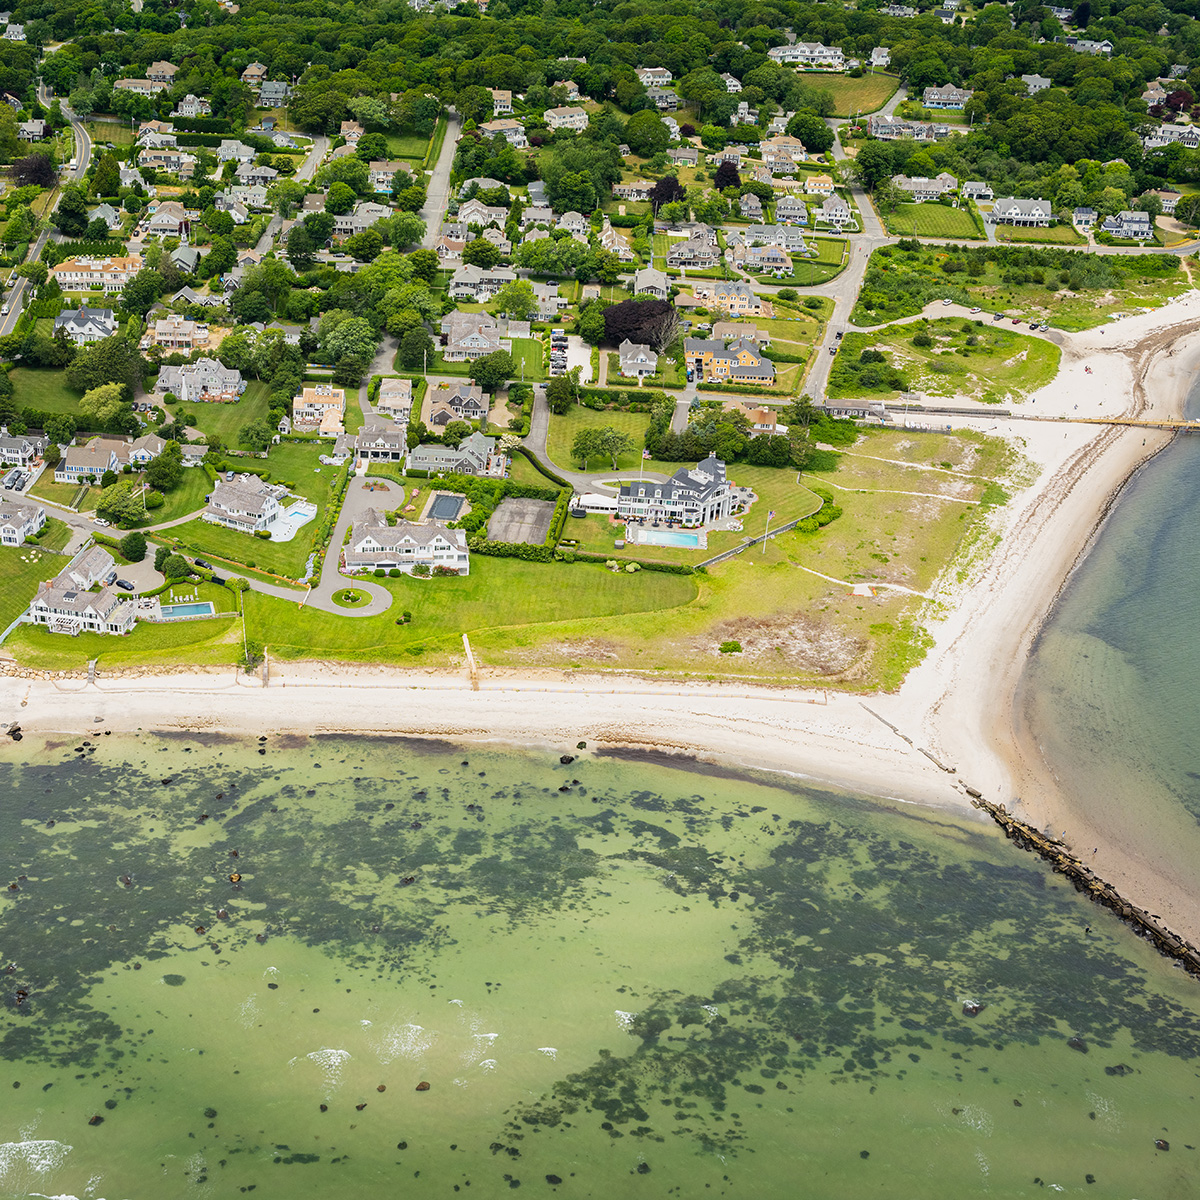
[
  {"xmin": 115, "ymin": 579, "xmax": 135, "ymax": 591},
  {"xmin": 970, "ymin": 306, "xmax": 981, "ymax": 314},
  {"xmin": 1011, "ymin": 317, "xmax": 1022, "ymax": 324},
  {"xmin": 93, "ymin": 517, "xmax": 110, "ymax": 527},
  {"xmin": 104, "ymin": 570, "xmax": 117, "ymax": 585},
  {"xmin": 1029, "ymin": 321, "xmax": 1039, "ymax": 329},
  {"xmin": 993, "ymin": 313, "xmax": 1003, "ymax": 322},
  {"xmin": 1, "ymin": 475, "xmax": 14, "ymax": 491},
  {"xmin": 194, "ymin": 558, "xmax": 213, "ymax": 570},
  {"xmin": 1038, "ymin": 322, "xmax": 1049, "ymax": 331},
  {"xmin": 942, "ymin": 298, "xmax": 952, "ymax": 305}
]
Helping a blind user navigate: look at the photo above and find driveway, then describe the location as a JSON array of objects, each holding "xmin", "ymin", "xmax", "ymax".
[
  {"xmin": 306, "ymin": 477, "xmax": 393, "ymax": 616},
  {"xmin": 421, "ymin": 110, "xmax": 460, "ymax": 248}
]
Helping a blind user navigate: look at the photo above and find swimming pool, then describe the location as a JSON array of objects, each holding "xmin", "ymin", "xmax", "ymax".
[
  {"xmin": 430, "ymin": 493, "xmax": 464, "ymax": 521},
  {"xmin": 270, "ymin": 501, "xmax": 318, "ymax": 542},
  {"xmin": 634, "ymin": 527, "xmax": 702, "ymax": 548},
  {"xmin": 159, "ymin": 601, "xmax": 215, "ymax": 619}
]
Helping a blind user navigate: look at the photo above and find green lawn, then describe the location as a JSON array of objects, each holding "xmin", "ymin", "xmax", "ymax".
[
  {"xmin": 136, "ymin": 468, "xmax": 210, "ymax": 526},
  {"xmin": 263, "ymin": 442, "xmax": 337, "ymax": 506},
  {"xmin": 178, "ymin": 380, "xmax": 271, "ymax": 445},
  {"xmin": 992, "ymin": 224, "xmax": 1087, "ymax": 245},
  {"xmin": 0, "ymin": 544, "xmax": 63, "ymax": 631},
  {"xmin": 883, "ymin": 203, "xmax": 983, "ymax": 240},
  {"xmin": 606, "ymin": 353, "xmax": 684, "ymax": 389},
  {"xmin": 34, "ymin": 516, "xmax": 73, "ymax": 552},
  {"xmin": 546, "ymin": 407, "xmax": 653, "ymax": 473},
  {"xmin": 30, "ymin": 476, "xmax": 98, "ymax": 512},
  {"xmin": 86, "ymin": 119, "xmax": 137, "ymax": 147},
  {"xmin": 245, "ymin": 555, "xmax": 699, "ymax": 663},
  {"xmin": 433, "ymin": 341, "xmax": 545, "ymax": 383},
  {"xmin": 831, "ymin": 317, "xmax": 1061, "ymax": 405},
  {"xmin": 385, "ymin": 133, "xmax": 431, "ymax": 162},
  {"xmin": 10, "ymin": 368, "xmax": 82, "ymax": 415},
  {"xmin": 803, "ymin": 71, "xmax": 900, "ymax": 117}
]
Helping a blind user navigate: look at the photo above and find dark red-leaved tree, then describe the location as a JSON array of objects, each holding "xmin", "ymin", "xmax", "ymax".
[
  {"xmin": 15, "ymin": 153, "xmax": 57, "ymax": 187},
  {"xmin": 603, "ymin": 298, "xmax": 679, "ymax": 352},
  {"xmin": 650, "ymin": 174, "xmax": 686, "ymax": 208},
  {"xmin": 713, "ymin": 160, "xmax": 741, "ymax": 191},
  {"xmin": 680, "ymin": 122, "xmax": 697, "ymax": 138},
  {"xmin": 1166, "ymin": 88, "xmax": 1195, "ymax": 112}
]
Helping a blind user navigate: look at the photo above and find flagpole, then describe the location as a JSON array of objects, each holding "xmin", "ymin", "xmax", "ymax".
[{"xmin": 761, "ymin": 508, "xmax": 772, "ymax": 554}]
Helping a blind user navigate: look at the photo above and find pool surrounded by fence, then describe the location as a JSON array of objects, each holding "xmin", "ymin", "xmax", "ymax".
[{"xmin": 158, "ymin": 601, "xmax": 216, "ymax": 620}]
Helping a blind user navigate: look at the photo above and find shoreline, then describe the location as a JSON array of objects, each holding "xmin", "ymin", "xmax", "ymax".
[{"xmin": 6, "ymin": 300, "xmax": 1200, "ymax": 937}]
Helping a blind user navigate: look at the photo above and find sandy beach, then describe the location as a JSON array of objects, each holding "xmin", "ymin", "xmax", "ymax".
[{"xmin": 6, "ymin": 297, "xmax": 1200, "ymax": 937}]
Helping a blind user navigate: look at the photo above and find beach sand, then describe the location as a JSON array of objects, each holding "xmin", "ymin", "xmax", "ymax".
[{"xmin": 5, "ymin": 298, "xmax": 1200, "ymax": 937}]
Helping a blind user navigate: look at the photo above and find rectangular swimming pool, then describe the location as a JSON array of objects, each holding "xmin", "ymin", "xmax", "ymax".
[
  {"xmin": 634, "ymin": 528, "xmax": 701, "ymax": 548},
  {"xmin": 159, "ymin": 601, "xmax": 216, "ymax": 619},
  {"xmin": 430, "ymin": 494, "xmax": 464, "ymax": 520}
]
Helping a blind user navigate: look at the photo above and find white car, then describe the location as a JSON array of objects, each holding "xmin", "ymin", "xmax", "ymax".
[
  {"xmin": 92, "ymin": 517, "xmax": 110, "ymax": 527},
  {"xmin": 942, "ymin": 298, "xmax": 952, "ymax": 305},
  {"xmin": 970, "ymin": 306, "xmax": 981, "ymax": 314}
]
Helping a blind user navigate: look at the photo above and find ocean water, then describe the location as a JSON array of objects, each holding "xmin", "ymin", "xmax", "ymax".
[
  {"xmin": 0, "ymin": 734, "xmax": 1199, "ymax": 1198},
  {"xmin": 1022, "ymin": 423, "xmax": 1200, "ymax": 921}
]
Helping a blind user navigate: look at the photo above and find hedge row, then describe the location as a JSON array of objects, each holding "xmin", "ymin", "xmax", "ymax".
[
  {"xmin": 580, "ymin": 386, "xmax": 671, "ymax": 409},
  {"xmin": 175, "ymin": 132, "xmax": 226, "ymax": 148},
  {"xmin": 511, "ymin": 446, "xmax": 569, "ymax": 487},
  {"xmin": 172, "ymin": 117, "xmax": 234, "ymax": 134},
  {"xmin": 466, "ymin": 536, "xmax": 554, "ymax": 562},
  {"xmin": 44, "ymin": 239, "xmax": 127, "ymax": 267},
  {"xmin": 565, "ymin": 550, "xmax": 696, "ymax": 574}
]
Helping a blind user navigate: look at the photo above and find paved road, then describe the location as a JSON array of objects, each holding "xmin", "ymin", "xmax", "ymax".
[{"xmin": 421, "ymin": 110, "xmax": 460, "ymax": 249}]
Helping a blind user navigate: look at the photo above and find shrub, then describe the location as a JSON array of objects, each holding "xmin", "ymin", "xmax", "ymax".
[
  {"xmin": 719, "ymin": 640, "xmax": 742, "ymax": 654},
  {"xmin": 253, "ymin": 529, "xmax": 271, "ymax": 539},
  {"xmin": 145, "ymin": 490, "xmax": 164, "ymax": 509},
  {"xmin": 412, "ymin": 563, "xmax": 431, "ymax": 576},
  {"xmin": 374, "ymin": 568, "xmax": 385, "ymax": 577},
  {"xmin": 388, "ymin": 567, "xmax": 401, "ymax": 577}
]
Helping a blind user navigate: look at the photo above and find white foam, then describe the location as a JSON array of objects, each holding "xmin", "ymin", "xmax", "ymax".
[
  {"xmin": 614, "ymin": 1009, "xmax": 636, "ymax": 1031},
  {"xmin": 448, "ymin": 998, "xmax": 464, "ymax": 1006},
  {"xmin": 237, "ymin": 994, "xmax": 261, "ymax": 1029},
  {"xmin": 372, "ymin": 1022, "xmax": 436, "ymax": 1064},
  {"xmin": 537, "ymin": 1047, "xmax": 558, "ymax": 1059},
  {"xmin": 0, "ymin": 1140, "xmax": 74, "ymax": 1196},
  {"xmin": 477, "ymin": 1059, "xmax": 497, "ymax": 1071},
  {"xmin": 288, "ymin": 1047, "xmax": 352, "ymax": 1093}
]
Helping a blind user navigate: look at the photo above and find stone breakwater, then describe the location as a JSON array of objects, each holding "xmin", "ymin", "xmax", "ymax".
[{"xmin": 970, "ymin": 794, "xmax": 1200, "ymax": 976}]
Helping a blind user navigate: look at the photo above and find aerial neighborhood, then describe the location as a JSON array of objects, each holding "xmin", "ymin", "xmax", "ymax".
[{"xmin": 0, "ymin": 0, "xmax": 1190, "ymax": 684}]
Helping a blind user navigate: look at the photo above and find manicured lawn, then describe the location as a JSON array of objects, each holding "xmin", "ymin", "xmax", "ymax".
[
  {"xmin": 10, "ymin": 368, "xmax": 82, "ymax": 415},
  {"xmin": 831, "ymin": 317, "xmax": 1061, "ymax": 405},
  {"xmin": 805, "ymin": 71, "xmax": 901, "ymax": 117},
  {"xmin": 0, "ymin": 544, "xmax": 64, "ymax": 631},
  {"xmin": 509, "ymin": 337, "xmax": 547, "ymax": 383},
  {"xmin": 30, "ymin": 476, "xmax": 98, "ymax": 512},
  {"xmin": 86, "ymin": 119, "xmax": 137, "ymax": 146},
  {"xmin": 605, "ymin": 353, "xmax": 683, "ymax": 389},
  {"xmin": 34, "ymin": 516, "xmax": 73, "ymax": 552},
  {"xmin": 178, "ymin": 380, "xmax": 271, "ymax": 445},
  {"xmin": 264, "ymin": 442, "xmax": 337, "ymax": 506},
  {"xmin": 385, "ymin": 133, "xmax": 430, "ymax": 161},
  {"xmin": 245, "ymin": 555, "xmax": 699, "ymax": 662},
  {"xmin": 165, "ymin": 517, "xmax": 315, "ymax": 581},
  {"xmin": 993, "ymin": 224, "xmax": 1086, "ymax": 245},
  {"xmin": 546, "ymin": 407, "xmax": 653, "ymax": 473},
  {"xmin": 883, "ymin": 203, "xmax": 983, "ymax": 240},
  {"xmin": 137, "ymin": 468, "xmax": 210, "ymax": 526},
  {"xmin": 7, "ymin": 614, "xmax": 242, "ymax": 671}
]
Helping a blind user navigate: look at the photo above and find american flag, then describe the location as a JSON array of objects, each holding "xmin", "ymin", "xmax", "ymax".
[
  {"xmin": 642, "ymin": 450, "xmax": 651, "ymax": 459},
  {"xmin": 768, "ymin": 510, "xmax": 775, "ymax": 518}
]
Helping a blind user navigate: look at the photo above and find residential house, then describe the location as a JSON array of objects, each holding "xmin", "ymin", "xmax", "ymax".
[
  {"xmin": 448, "ymin": 262, "xmax": 517, "ymax": 301},
  {"xmin": 140, "ymin": 200, "xmax": 191, "ymax": 238},
  {"xmin": 892, "ymin": 172, "xmax": 957, "ymax": 201},
  {"xmin": 739, "ymin": 193, "xmax": 764, "ymax": 220},
  {"xmin": 1143, "ymin": 123, "xmax": 1200, "ymax": 150},
  {"xmin": 435, "ymin": 232, "xmax": 466, "ymax": 262},
  {"xmin": 734, "ymin": 224, "xmax": 809, "ymax": 253},
  {"xmin": 489, "ymin": 88, "xmax": 513, "ymax": 114},
  {"xmin": 934, "ymin": 9, "xmax": 956, "ymax": 23},
  {"xmin": 713, "ymin": 322, "xmax": 768, "ymax": 344},
  {"xmin": 962, "ymin": 180, "xmax": 993, "ymax": 200},
  {"xmin": 732, "ymin": 100, "xmax": 759, "ymax": 125},
  {"xmin": 344, "ymin": 511, "xmax": 470, "ymax": 575},
  {"xmin": 549, "ymin": 79, "xmax": 582, "ymax": 102},
  {"xmin": 217, "ymin": 139, "xmax": 256, "ymax": 163},
  {"xmin": 613, "ymin": 181, "xmax": 654, "ymax": 201},
  {"xmin": 459, "ymin": 176, "xmax": 507, "ymax": 197},
  {"xmin": 91, "ymin": 202, "xmax": 122, "ymax": 232},
  {"xmin": 28, "ymin": 576, "xmax": 135, "ymax": 637},
  {"xmin": 617, "ymin": 339, "xmax": 658, "ymax": 378},
  {"xmin": 1061, "ymin": 36, "xmax": 1113, "ymax": 54},
  {"xmin": 55, "ymin": 436, "xmax": 125, "ymax": 482},
  {"xmin": 259, "ymin": 81, "xmax": 290, "ymax": 106},
  {"xmin": 665, "ymin": 224, "xmax": 720, "ymax": 269},
  {"xmin": 760, "ymin": 134, "xmax": 808, "ymax": 167},
  {"xmin": 1072, "ymin": 206, "xmax": 1098, "ymax": 228},
  {"xmin": 775, "ymin": 195, "xmax": 809, "ymax": 224},
  {"xmin": 482, "ymin": 225, "xmax": 513, "ymax": 255},
  {"xmin": 636, "ymin": 67, "xmax": 673, "ymax": 87},
  {"xmin": 544, "ymin": 106, "xmax": 588, "ymax": 132},
  {"xmin": 407, "ymin": 431, "xmax": 500, "ymax": 476},
  {"xmin": 2, "ymin": 22, "xmax": 22, "ymax": 39},
  {"xmin": 427, "ymin": 381, "xmax": 489, "ymax": 423},
  {"xmin": 520, "ymin": 204, "xmax": 555, "ymax": 227},
  {"xmin": 235, "ymin": 162, "xmax": 278, "ymax": 186},
  {"xmin": 720, "ymin": 72, "xmax": 742, "ymax": 93},
  {"xmin": 17, "ymin": 118, "xmax": 46, "ymax": 141},
  {"xmin": 0, "ymin": 501, "xmax": 44, "ymax": 546},
  {"xmin": 139, "ymin": 147, "xmax": 198, "ymax": 177},
  {"xmin": 817, "ymin": 193, "xmax": 855, "ymax": 228},
  {"xmin": 684, "ymin": 336, "xmax": 775, "ymax": 384},
  {"xmin": 203, "ymin": 476, "xmax": 287, "ymax": 533},
  {"xmin": 804, "ymin": 173, "xmax": 836, "ymax": 197},
  {"xmin": 156, "ymin": 358, "xmax": 245, "ymax": 403},
  {"xmin": 1143, "ymin": 81, "xmax": 1168, "ymax": 105},
  {"xmin": 662, "ymin": 116, "xmax": 681, "ymax": 140},
  {"xmin": 376, "ymin": 378, "xmax": 413, "ymax": 420},
  {"xmin": 241, "ymin": 62, "xmax": 268, "ymax": 88},
  {"xmin": 337, "ymin": 419, "xmax": 409, "ymax": 468},
  {"xmin": 367, "ymin": 160, "xmax": 411, "ymax": 191},
  {"xmin": 127, "ymin": 433, "xmax": 166, "ymax": 466},
  {"xmin": 767, "ymin": 42, "xmax": 845, "ymax": 69},
  {"xmin": 870, "ymin": 47, "xmax": 891, "ymax": 68},
  {"xmin": 440, "ymin": 311, "xmax": 512, "ymax": 361},
  {"xmin": 51, "ymin": 254, "xmax": 143, "ymax": 292},
  {"xmin": 1100, "ymin": 210, "xmax": 1154, "ymax": 239},
  {"xmin": 119, "ymin": 167, "xmax": 154, "ymax": 196},
  {"xmin": 171, "ymin": 286, "xmax": 224, "ymax": 308},
  {"xmin": 743, "ymin": 408, "xmax": 788, "ymax": 436},
  {"xmin": 691, "ymin": 280, "xmax": 762, "ymax": 315},
  {"xmin": 734, "ymin": 243, "xmax": 793, "ymax": 274},
  {"xmin": 987, "ymin": 197, "xmax": 1053, "ymax": 226},
  {"xmin": 114, "ymin": 78, "xmax": 168, "ymax": 97},
  {"xmin": 146, "ymin": 61, "xmax": 178, "ymax": 84},
  {"xmin": 531, "ymin": 281, "xmax": 567, "ymax": 321},
  {"xmin": 332, "ymin": 200, "xmax": 392, "ymax": 239},
  {"xmin": 1146, "ymin": 189, "xmax": 1181, "ymax": 214},
  {"xmin": 172, "ymin": 94, "xmax": 212, "ymax": 118},
  {"xmin": 647, "ymin": 87, "xmax": 678, "ymax": 112},
  {"xmin": 667, "ymin": 146, "xmax": 699, "ymax": 168},
  {"xmin": 598, "ymin": 217, "xmax": 636, "ymax": 262},
  {"xmin": 292, "ymin": 384, "xmax": 346, "ymax": 436},
  {"xmin": 144, "ymin": 314, "xmax": 208, "ymax": 350},
  {"xmin": 340, "ymin": 120, "xmax": 364, "ymax": 144},
  {"xmin": 922, "ymin": 84, "xmax": 972, "ymax": 109},
  {"xmin": 881, "ymin": 3, "xmax": 916, "ymax": 13},
  {"xmin": 868, "ymin": 114, "xmax": 953, "ymax": 141},
  {"xmin": 0, "ymin": 428, "xmax": 45, "ymax": 466},
  {"xmin": 557, "ymin": 210, "xmax": 589, "ymax": 236},
  {"xmin": 458, "ymin": 197, "xmax": 507, "ymax": 227},
  {"xmin": 1022, "ymin": 73, "xmax": 1052, "ymax": 95},
  {"xmin": 53, "ymin": 307, "xmax": 116, "ymax": 345},
  {"xmin": 632, "ymin": 266, "xmax": 670, "ymax": 298},
  {"xmin": 617, "ymin": 456, "xmax": 733, "ymax": 526}
]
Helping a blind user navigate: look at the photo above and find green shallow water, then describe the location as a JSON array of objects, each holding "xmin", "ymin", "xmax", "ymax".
[{"xmin": 0, "ymin": 733, "xmax": 1198, "ymax": 1199}]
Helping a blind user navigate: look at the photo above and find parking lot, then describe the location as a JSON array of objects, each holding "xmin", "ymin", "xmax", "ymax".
[{"xmin": 486, "ymin": 497, "xmax": 556, "ymax": 545}]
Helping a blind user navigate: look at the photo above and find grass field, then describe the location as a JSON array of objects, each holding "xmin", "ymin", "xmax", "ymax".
[
  {"xmin": 884, "ymin": 203, "xmax": 983, "ymax": 240},
  {"xmin": 386, "ymin": 133, "xmax": 431, "ymax": 162},
  {"xmin": 10, "ymin": 369, "xmax": 82, "ymax": 415},
  {"xmin": 0, "ymin": 544, "xmax": 63, "ymax": 630},
  {"xmin": 30, "ymin": 477, "xmax": 98, "ymax": 512},
  {"xmin": 35, "ymin": 516, "xmax": 73, "ymax": 552},
  {"xmin": 804, "ymin": 71, "xmax": 900, "ymax": 117},
  {"xmin": 832, "ymin": 317, "xmax": 1061, "ymax": 405},
  {"xmin": 992, "ymin": 224, "xmax": 1086, "ymax": 245},
  {"xmin": 181, "ymin": 381, "xmax": 271, "ymax": 445},
  {"xmin": 86, "ymin": 119, "xmax": 138, "ymax": 146},
  {"xmin": 136, "ymin": 468, "xmax": 210, "ymax": 526},
  {"xmin": 434, "ymin": 339, "xmax": 545, "ymax": 383},
  {"xmin": 546, "ymin": 408, "xmax": 652, "ymax": 473}
]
